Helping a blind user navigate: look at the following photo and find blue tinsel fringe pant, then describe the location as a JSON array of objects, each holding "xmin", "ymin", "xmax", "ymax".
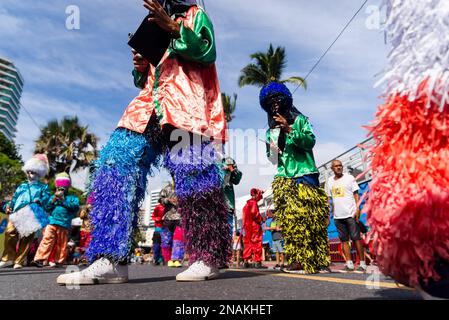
[{"xmin": 86, "ymin": 128, "xmax": 231, "ymax": 267}]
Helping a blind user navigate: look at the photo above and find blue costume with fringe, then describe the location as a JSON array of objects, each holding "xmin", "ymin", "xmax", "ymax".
[
  {"xmin": 85, "ymin": 2, "xmax": 231, "ymax": 266},
  {"xmin": 86, "ymin": 128, "xmax": 231, "ymax": 267}
]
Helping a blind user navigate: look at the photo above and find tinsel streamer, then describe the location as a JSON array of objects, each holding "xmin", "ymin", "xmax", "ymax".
[
  {"xmin": 366, "ymin": 84, "xmax": 449, "ymax": 287},
  {"xmin": 86, "ymin": 128, "xmax": 161, "ymax": 262},
  {"xmin": 85, "ymin": 120, "xmax": 164, "ymax": 195},
  {"xmin": 164, "ymin": 142, "xmax": 222, "ymax": 198},
  {"xmin": 366, "ymin": 0, "xmax": 449, "ymax": 289},
  {"xmin": 272, "ymin": 177, "xmax": 329, "ymax": 273},
  {"xmin": 377, "ymin": 0, "xmax": 449, "ymax": 111},
  {"xmin": 165, "ymin": 141, "xmax": 230, "ymax": 267},
  {"xmin": 178, "ymin": 187, "xmax": 231, "ymax": 267}
]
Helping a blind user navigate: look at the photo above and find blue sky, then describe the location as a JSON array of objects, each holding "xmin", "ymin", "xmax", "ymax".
[{"xmin": 0, "ymin": 0, "xmax": 387, "ymax": 197}]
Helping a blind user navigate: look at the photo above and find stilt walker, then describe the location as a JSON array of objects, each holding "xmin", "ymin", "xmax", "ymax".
[
  {"xmin": 366, "ymin": 0, "xmax": 449, "ymax": 298},
  {"xmin": 260, "ymin": 82, "xmax": 330, "ymax": 274},
  {"xmin": 57, "ymin": 0, "xmax": 229, "ymax": 285}
]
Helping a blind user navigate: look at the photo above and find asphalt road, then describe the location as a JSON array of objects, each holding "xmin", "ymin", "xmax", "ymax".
[{"xmin": 0, "ymin": 263, "xmax": 421, "ymax": 300}]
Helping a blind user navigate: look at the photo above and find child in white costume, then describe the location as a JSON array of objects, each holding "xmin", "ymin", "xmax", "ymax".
[{"xmin": 0, "ymin": 154, "xmax": 51, "ymax": 269}]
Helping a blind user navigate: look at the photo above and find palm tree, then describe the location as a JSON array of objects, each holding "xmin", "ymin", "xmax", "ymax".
[
  {"xmin": 0, "ymin": 131, "xmax": 22, "ymax": 161},
  {"xmin": 34, "ymin": 116, "xmax": 98, "ymax": 178},
  {"xmin": 221, "ymin": 93, "xmax": 237, "ymax": 123},
  {"xmin": 238, "ymin": 43, "xmax": 307, "ymax": 89}
]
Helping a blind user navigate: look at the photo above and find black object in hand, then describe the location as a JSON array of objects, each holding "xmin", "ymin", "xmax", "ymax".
[{"xmin": 128, "ymin": 15, "xmax": 172, "ymax": 67}]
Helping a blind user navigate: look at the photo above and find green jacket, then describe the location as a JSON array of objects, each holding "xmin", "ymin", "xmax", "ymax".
[
  {"xmin": 45, "ymin": 194, "xmax": 80, "ymax": 229},
  {"xmin": 6, "ymin": 181, "xmax": 51, "ymax": 213},
  {"xmin": 266, "ymin": 114, "xmax": 318, "ymax": 178},
  {"xmin": 133, "ymin": 7, "xmax": 216, "ymax": 89},
  {"xmin": 221, "ymin": 167, "xmax": 243, "ymax": 211}
]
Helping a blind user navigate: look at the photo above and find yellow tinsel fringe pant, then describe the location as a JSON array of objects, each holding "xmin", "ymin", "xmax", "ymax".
[{"xmin": 272, "ymin": 177, "xmax": 330, "ymax": 273}]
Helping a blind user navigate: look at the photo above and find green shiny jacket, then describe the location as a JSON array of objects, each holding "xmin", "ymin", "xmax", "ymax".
[
  {"xmin": 266, "ymin": 114, "xmax": 318, "ymax": 178},
  {"xmin": 133, "ymin": 7, "xmax": 216, "ymax": 89}
]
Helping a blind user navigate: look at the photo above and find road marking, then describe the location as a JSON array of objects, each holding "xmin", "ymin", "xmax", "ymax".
[
  {"xmin": 228, "ymin": 269, "xmax": 412, "ymax": 290},
  {"xmin": 275, "ymin": 273, "xmax": 411, "ymax": 290}
]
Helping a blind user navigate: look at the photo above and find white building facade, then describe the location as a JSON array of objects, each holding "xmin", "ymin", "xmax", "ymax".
[{"xmin": 0, "ymin": 57, "xmax": 24, "ymax": 141}]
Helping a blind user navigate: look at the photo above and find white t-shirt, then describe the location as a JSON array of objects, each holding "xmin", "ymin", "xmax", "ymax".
[{"xmin": 325, "ymin": 173, "xmax": 359, "ymax": 220}]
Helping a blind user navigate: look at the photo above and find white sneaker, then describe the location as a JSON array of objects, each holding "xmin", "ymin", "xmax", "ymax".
[
  {"xmin": 13, "ymin": 264, "xmax": 23, "ymax": 269},
  {"xmin": 49, "ymin": 262, "xmax": 57, "ymax": 267},
  {"xmin": 176, "ymin": 261, "xmax": 219, "ymax": 282},
  {"xmin": 0, "ymin": 261, "xmax": 13, "ymax": 268},
  {"xmin": 56, "ymin": 258, "xmax": 129, "ymax": 285}
]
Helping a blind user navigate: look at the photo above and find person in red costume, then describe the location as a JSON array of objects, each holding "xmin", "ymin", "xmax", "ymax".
[
  {"xmin": 151, "ymin": 199, "xmax": 165, "ymax": 229},
  {"xmin": 242, "ymin": 189, "xmax": 267, "ymax": 269}
]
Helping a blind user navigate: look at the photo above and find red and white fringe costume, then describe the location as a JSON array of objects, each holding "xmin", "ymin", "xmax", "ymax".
[{"xmin": 366, "ymin": 0, "xmax": 449, "ymax": 288}]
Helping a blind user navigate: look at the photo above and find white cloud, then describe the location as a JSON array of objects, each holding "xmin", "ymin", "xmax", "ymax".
[
  {"xmin": 314, "ymin": 142, "xmax": 347, "ymax": 166},
  {"xmin": 0, "ymin": 8, "xmax": 23, "ymax": 35}
]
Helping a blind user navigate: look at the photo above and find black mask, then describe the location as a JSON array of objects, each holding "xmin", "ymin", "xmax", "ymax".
[
  {"xmin": 265, "ymin": 94, "xmax": 302, "ymax": 153},
  {"xmin": 163, "ymin": 0, "xmax": 196, "ymax": 16}
]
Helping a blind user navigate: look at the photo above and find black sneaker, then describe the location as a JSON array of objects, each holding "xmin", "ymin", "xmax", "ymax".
[
  {"xmin": 243, "ymin": 262, "xmax": 251, "ymax": 269},
  {"xmin": 254, "ymin": 262, "xmax": 268, "ymax": 269},
  {"xmin": 31, "ymin": 261, "xmax": 44, "ymax": 268},
  {"xmin": 319, "ymin": 266, "xmax": 332, "ymax": 274},
  {"xmin": 274, "ymin": 264, "xmax": 281, "ymax": 270},
  {"xmin": 153, "ymin": 258, "xmax": 164, "ymax": 266},
  {"xmin": 283, "ymin": 263, "xmax": 307, "ymax": 274},
  {"xmin": 286, "ymin": 262, "xmax": 302, "ymax": 271}
]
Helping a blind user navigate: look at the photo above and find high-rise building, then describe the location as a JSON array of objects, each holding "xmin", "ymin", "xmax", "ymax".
[
  {"xmin": 136, "ymin": 188, "xmax": 162, "ymax": 247},
  {"xmin": 0, "ymin": 57, "xmax": 24, "ymax": 141}
]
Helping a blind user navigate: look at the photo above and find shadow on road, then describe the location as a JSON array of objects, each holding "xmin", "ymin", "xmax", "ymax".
[
  {"xmin": 0, "ymin": 270, "xmax": 62, "ymax": 276},
  {"xmin": 355, "ymin": 288, "xmax": 421, "ymax": 300},
  {"xmin": 220, "ymin": 270, "xmax": 273, "ymax": 280},
  {"xmin": 127, "ymin": 270, "xmax": 268, "ymax": 284},
  {"xmin": 128, "ymin": 276, "xmax": 176, "ymax": 284}
]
